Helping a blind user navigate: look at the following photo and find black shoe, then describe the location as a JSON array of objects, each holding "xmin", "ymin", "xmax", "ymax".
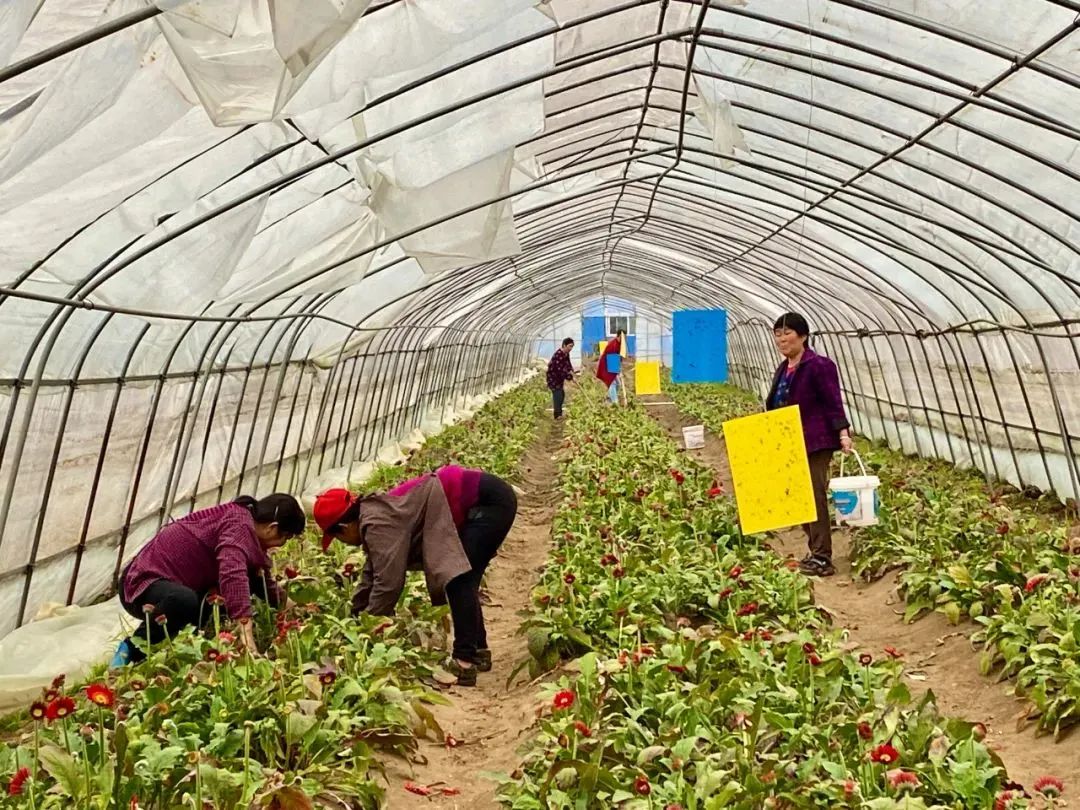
[
  {"xmin": 472, "ymin": 648, "xmax": 492, "ymax": 672},
  {"xmin": 446, "ymin": 658, "xmax": 478, "ymax": 686},
  {"xmin": 799, "ymin": 555, "xmax": 836, "ymax": 577}
]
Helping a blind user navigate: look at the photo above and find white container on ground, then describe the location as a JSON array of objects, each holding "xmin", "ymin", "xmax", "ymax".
[
  {"xmin": 682, "ymin": 424, "xmax": 705, "ymax": 450},
  {"xmin": 828, "ymin": 450, "xmax": 880, "ymax": 527}
]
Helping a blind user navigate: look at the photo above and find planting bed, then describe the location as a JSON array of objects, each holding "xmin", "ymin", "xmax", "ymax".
[{"xmin": 498, "ymin": 381, "xmax": 1035, "ymax": 810}]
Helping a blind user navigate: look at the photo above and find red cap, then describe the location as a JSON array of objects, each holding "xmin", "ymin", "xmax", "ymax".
[{"xmin": 313, "ymin": 488, "xmax": 356, "ymax": 551}]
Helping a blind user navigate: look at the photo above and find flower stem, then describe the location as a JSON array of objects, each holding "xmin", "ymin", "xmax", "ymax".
[
  {"xmin": 242, "ymin": 725, "xmax": 252, "ymax": 803},
  {"xmin": 97, "ymin": 706, "xmax": 107, "ymax": 769}
]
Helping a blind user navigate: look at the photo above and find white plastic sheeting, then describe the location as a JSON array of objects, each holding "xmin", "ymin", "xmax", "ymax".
[{"xmin": 0, "ymin": 0, "xmax": 1078, "ymax": 637}]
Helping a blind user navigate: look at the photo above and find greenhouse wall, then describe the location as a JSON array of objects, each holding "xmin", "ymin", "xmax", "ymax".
[
  {"xmin": 729, "ymin": 322, "xmax": 1080, "ymax": 506},
  {"xmin": 0, "ymin": 331, "xmax": 531, "ymax": 636}
]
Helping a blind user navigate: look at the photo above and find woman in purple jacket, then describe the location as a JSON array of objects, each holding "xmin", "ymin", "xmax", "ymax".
[
  {"xmin": 765, "ymin": 313, "xmax": 853, "ymax": 576},
  {"xmin": 111, "ymin": 493, "xmax": 306, "ymax": 665}
]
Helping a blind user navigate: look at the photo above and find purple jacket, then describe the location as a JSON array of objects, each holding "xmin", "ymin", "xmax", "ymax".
[{"xmin": 765, "ymin": 348, "xmax": 850, "ymax": 455}]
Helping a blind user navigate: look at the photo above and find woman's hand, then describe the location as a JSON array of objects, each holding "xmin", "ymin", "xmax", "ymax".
[
  {"xmin": 840, "ymin": 434, "xmax": 854, "ymax": 455},
  {"xmin": 236, "ymin": 618, "xmax": 259, "ymax": 655}
]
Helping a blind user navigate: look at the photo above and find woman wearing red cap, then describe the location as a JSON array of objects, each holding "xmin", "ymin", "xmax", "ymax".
[{"xmin": 315, "ymin": 465, "xmax": 517, "ymax": 686}]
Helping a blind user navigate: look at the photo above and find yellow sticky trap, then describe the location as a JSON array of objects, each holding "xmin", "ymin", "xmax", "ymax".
[
  {"xmin": 723, "ymin": 406, "xmax": 817, "ymax": 535},
  {"xmin": 635, "ymin": 361, "xmax": 661, "ymax": 395}
]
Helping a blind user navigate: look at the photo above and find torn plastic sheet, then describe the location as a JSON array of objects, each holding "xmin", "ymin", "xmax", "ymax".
[
  {"xmin": 691, "ymin": 76, "xmax": 750, "ymax": 167},
  {"xmin": 156, "ymin": 0, "xmax": 372, "ymax": 125},
  {"xmin": 368, "ymin": 149, "xmax": 522, "ymax": 274}
]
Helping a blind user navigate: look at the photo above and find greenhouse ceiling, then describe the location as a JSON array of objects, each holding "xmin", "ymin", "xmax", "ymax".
[{"xmin": 0, "ymin": 0, "xmax": 1078, "ymax": 628}]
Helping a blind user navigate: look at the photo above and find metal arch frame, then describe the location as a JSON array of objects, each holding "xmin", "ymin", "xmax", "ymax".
[{"xmin": 1, "ymin": 1, "xmax": 1079, "ymax": 626}]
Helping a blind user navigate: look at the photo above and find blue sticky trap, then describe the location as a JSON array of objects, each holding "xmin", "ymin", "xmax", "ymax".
[
  {"xmin": 672, "ymin": 309, "xmax": 728, "ymax": 383},
  {"xmin": 605, "ymin": 354, "xmax": 622, "ymax": 373}
]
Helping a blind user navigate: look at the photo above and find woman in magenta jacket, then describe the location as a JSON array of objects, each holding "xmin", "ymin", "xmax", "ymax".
[
  {"xmin": 765, "ymin": 313, "xmax": 853, "ymax": 577},
  {"xmin": 315, "ymin": 465, "xmax": 517, "ymax": 686}
]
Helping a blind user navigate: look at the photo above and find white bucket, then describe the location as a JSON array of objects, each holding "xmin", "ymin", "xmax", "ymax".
[
  {"xmin": 828, "ymin": 451, "xmax": 880, "ymax": 528},
  {"xmin": 682, "ymin": 424, "xmax": 705, "ymax": 450}
]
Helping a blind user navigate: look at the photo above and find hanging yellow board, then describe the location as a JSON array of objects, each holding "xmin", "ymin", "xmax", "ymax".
[
  {"xmin": 597, "ymin": 340, "xmax": 608, "ymax": 355},
  {"xmin": 722, "ymin": 405, "xmax": 817, "ymax": 535},
  {"xmin": 619, "ymin": 339, "xmax": 627, "ymax": 358},
  {"xmin": 635, "ymin": 361, "xmax": 661, "ymax": 395}
]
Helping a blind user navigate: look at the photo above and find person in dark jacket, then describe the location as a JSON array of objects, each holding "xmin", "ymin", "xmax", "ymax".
[
  {"xmin": 546, "ymin": 338, "xmax": 577, "ymax": 419},
  {"xmin": 314, "ymin": 465, "xmax": 517, "ymax": 686},
  {"xmin": 111, "ymin": 493, "xmax": 306, "ymax": 665},
  {"xmin": 765, "ymin": 313, "xmax": 853, "ymax": 576}
]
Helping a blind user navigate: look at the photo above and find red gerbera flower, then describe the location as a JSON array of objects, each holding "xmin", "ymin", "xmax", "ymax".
[
  {"xmin": 51, "ymin": 674, "xmax": 65, "ymax": 690},
  {"xmin": 859, "ymin": 653, "xmax": 873, "ymax": 666},
  {"xmin": 887, "ymin": 769, "xmax": 919, "ymax": 792},
  {"xmin": 1025, "ymin": 574, "xmax": 1050, "ymax": 593},
  {"xmin": 807, "ymin": 653, "xmax": 823, "ymax": 666},
  {"xmin": 736, "ymin": 602, "xmax": 758, "ymax": 617},
  {"xmin": 1034, "ymin": 776, "xmax": 1064, "ymax": 798},
  {"xmin": 843, "ymin": 779, "xmax": 857, "ymax": 799},
  {"xmin": 759, "ymin": 630, "xmax": 773, "ymax": 641},
  {"xmin": 994, "ymin": 790, "xmax": 1022, "ymax": 810},
  {"xmin": 729, "ymin": 566, "xmax": 743, "ymax": 579},
  {"xmin": 883, "ymin": 646, "xmax": 903, "ymax": 659},
  {"xmin": 42, "ymin": 688, "xmax": 58, "ymax": 702},
  {"xmin": 803, "ymin": 642, "xmax": 816, "ymax": 654},
  {"xmin": 445, "ymin": 733, "xmax": 462, "ymax": 748},
  {"xmin": 612, "ymin": 566, "xmax": 626, "ymax": 579},
  {"xmin": 708, "ymin": 486, "xmax": 723, "ymax": 498},
  {"xmin": 670, "ymin": 470, "xmax": 685, "ymax": 485},
  {"xmin": 666, "ymin": 664, "xmax": 687, "ymax": 674},
  {"xmin": 8, "ymin": 767, "xmax": 30, "ymax": 796},
  {"xmin": 283, "ymin": 566, "xmax": 299, "ymax": 580},
  {"xmin": 858, "ymin": 722, "xmax": 873, "ymax": 740},
  {"xmin": 563, "ymin": 572, "xmax": 576, "ymax": 585},
  {"xmin": 600, "ymin": 553, "xmax": 618, "ymax": 567},
  {"xmin": 553, "ymin": 690, "xmax": 576, "ymax": 710},
  {"xmin": 870, "ymin": 743, "xmax": 900, "ymax": 765},
  {"xmin": 206, "ymin": 591, "xmax": 225, "ymax": 606},
  {"xmin": 634, "ymin": 774, "xmax": 651, "ymax": 796},
  {"xmin": 86, "ymin": 683, "xmax": 115, "ymax": 709},
  {"xmin": 342, "ymin": 563, "xmax": 355, "ymax": 577},
  {"xmin": 573, "ymin": 721, "xmax": 592, "ymax": 737},
  {"xmin": 784, "ymin": 558, "xmax": 800, "ymax": 571},
  {"xmin": 154, "ymin": 614, "xmax": 169, "ymax": 626},
  {"xmin": 218, "ymin": 631, "xmax": 236, "ymax": 645},
  {"xmin": 29, "ymin": 702, "xmax": 47, "ymax": 722},
  {"xmin": 45, "ymin": 696, "xmax": 75, "ymax": 721},
  {"xmin": 206, "ymin": 649, "xmax": 221, "ymax": 662},
  {"xmin": 718, "ymin": 588, "xmax": 733, "ymax": 600}
]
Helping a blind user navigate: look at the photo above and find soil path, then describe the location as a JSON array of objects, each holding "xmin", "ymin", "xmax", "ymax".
[
  {"xmin": 640, "ymin": 395, "xmax": 1079, "ymax": 790},
  {"xmin": 382, "ymin": 418, "xmax": 561, "ymax": 808}
]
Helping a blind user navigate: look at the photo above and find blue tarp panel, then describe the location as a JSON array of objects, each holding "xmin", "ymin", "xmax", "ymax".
[
  {"xmin": 625, "ymin": 335, "xmax": 637, "ymax": 356},
  {"xmin": 605, "ymin": 354, "xmax": 622, "ymax": 373},
  {"xmin": 582, "ymin": 316, "xmax": 606, "ymax": 354},
  {"xmin": 672, "ymin": 309, "xmax": 728, "ymax": 383}
]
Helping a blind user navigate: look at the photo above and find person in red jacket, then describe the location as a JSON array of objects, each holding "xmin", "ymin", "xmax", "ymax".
[
  {"xmin": 315, "ymin": 465, "xmax": 517, "ymax": 686},
  {"xmin": 596, "ymin": 329, "xmax": 625, "ymax": 406},
  {"xmin": 111, "ymin": 493, "xmax": 306, "ymax": 665}
]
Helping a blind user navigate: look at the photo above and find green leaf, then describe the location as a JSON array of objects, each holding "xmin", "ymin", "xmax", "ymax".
[
  {"xmin": 887, "ymin": 680, "xmax": 912, "ymax": 707},
  {"xmin": 1027, "ymin": 612, "xmax": 1052, "ymax": 628},
  {"xmin": 38, "ymin": 744, "xmax": 83, "ymax": 798},
  {"xmin": 942, "ymin": 601, "xmax": 962, "ymax": 625},
  {"xmin": 285, "ymin": 711, "xmax": 318, "ymax": 745}
]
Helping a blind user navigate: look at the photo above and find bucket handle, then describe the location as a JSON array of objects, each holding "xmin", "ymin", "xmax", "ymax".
[{"xmin": 839, "ymin": 449, "xmax": 868, "ymax": 477}]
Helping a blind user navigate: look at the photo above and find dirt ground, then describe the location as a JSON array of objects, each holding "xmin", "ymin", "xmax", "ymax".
[
  {"xmin": 640, "ymin": 395, "xmax": 1080, "ymax": 791},
  {"xmin": 380, "ymin": 419, "xmax": 562, "ymax": 808}
]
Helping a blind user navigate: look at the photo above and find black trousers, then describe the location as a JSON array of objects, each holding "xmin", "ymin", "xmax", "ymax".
[
  {"xmin": 551, "ymin": 387, "xmax": 566, "ymax": 418},
  {"xmin": 805, "ymin": 449, "xmax": 835, "ymax": 560},
  {"xmin": 445, "ymin": 473, "xmax": 518, "ymax": 661},
  {"xmin": 119, "ymin": 566, "xmax": 275, "ymax": 662}
]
